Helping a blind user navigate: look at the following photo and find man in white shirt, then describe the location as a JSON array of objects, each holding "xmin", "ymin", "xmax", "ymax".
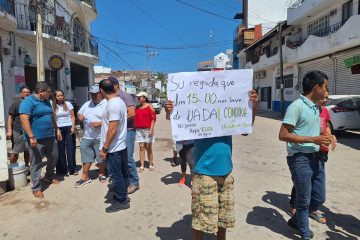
[
  {"xmin": 74, "ymin": 85, "xmax": 107, "ymax": 188},
  {"xmin": 98, "ymin": 79, "xmax": 129, "ymax": 212}
]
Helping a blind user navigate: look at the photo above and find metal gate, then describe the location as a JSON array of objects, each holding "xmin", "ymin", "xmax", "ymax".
[
  {"xmin": 298, "ymin": 57, "xmax": 334, "ymax": 94},
  {"xmin": 333, "ymin": 48, "xmax": 360, "ymax": 94}
]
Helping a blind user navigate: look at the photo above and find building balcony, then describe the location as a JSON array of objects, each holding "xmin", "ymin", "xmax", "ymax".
[
  {"xmin": 79, "ymin": 0, "xmax": 97, "ymax": 22},
  {"xmin": 287, "ymin": 0, "xmax": 343, "ymax": 25},
  {"xmin": 15, "ymin": 2, "xmax": 71, "ymax": 51},
  {"xmin": 286, "ymin": 15, "xmax": 360, "ymax": 63},
  {"xmin": 245, "ymin": 47, "xmax": 284, "ymax": 71},
  {"xmin": 0, "ymin": 0, "xmax": 16, "ymax": 31},
  {"xmin": 68, "ymin": 37, "xmax": 98, "ymax": 64}
]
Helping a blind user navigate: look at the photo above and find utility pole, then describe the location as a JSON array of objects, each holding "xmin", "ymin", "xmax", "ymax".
[
  {"xmin": 278, "ymin": 22, "xmax": 285, "ymax": 116},
  {"xmin": 209, "ymin": 30, "xmax": 214, "ymax": 69},
  {"xmin": 145, "ymin": 45, "xmax": 158, "ymax": 99},
  {"xmin": 36, "ymin": 0, "xmax": 45, "ymax": 82}
]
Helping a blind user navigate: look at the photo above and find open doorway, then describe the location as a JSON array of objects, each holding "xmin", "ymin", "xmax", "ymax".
[
  {"xmin": 24, "ymin": 66, "xmax": 58, "ymax": 93},
  {"xmin": 70, "ymin": 62, "xmax": 89, "ymax": 107}
]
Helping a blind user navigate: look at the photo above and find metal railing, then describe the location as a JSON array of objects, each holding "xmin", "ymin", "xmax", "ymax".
[
  {"xmin": 0, "ymin": 0, "xmax": 15, "ymax": 16},
  {"xmin": 289, "ymin": 0, "xmax": 305, "ymax": 9},
  {"xmin": 72, "ymin": 35, "xmax": 98, "ymax": 57},
  {"xmin": 81, "ymin": 0, "xmax": 96, "ymax": 11},
  {"xmin": 299, "ymin": 21, "xmax": 344, "ymax": 44},
  {"xmin": 15, "ymin": 2, "xmax": 71, "ymax": 42},
  {"xmin": 89, "ymin": 37, "xmax": 98, "ymax": 56}
]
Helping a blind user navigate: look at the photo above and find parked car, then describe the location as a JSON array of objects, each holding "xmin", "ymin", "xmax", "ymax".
[
  {"xmin": 325, "ymin": 95, "xmax": 360, "ymax": 133},
  {"xmin": 149, "ymin": 99, "xmax": 162, "ymax": 114}
]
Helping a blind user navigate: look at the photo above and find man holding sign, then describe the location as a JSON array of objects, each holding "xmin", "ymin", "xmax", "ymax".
[{"xmin": 166, "ymin": 70, "xmax": 258, "ymax": 240}]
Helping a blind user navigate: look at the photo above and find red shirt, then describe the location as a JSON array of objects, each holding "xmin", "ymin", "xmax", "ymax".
[
  {"xmin": 134, "ymin": 105, "xmax": 156, "ymax": 129},
  {"xmin": 320, "ymin": 106, "xmax": 330, "ymax": 152}
]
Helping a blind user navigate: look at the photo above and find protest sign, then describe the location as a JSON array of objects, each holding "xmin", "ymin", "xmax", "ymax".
[{"xmin": 167, "ymin": 69, "xmax": 253, "ymax": 141}]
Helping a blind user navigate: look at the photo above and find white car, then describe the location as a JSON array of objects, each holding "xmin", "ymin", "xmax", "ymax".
[
  {"xmin": 325, "ymin": 95, "xmax": 360, "ymax": 132},
  {"xmin": 149, "ymin": 100, "xmax": 162, "ymax": 114}
]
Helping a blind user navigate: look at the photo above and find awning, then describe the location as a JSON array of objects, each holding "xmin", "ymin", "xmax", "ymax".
[{"xmin": 344, "ymin": 54, "xmax": 360, "ymax": 68}]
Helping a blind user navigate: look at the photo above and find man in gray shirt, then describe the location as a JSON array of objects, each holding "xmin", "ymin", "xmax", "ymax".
[{"xmin": 109, "ymin": 77, "xmax": 139, "ymax": 194}]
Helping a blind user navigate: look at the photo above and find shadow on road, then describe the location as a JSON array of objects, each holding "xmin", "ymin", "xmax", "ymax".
[
  {"xmin": 335, "ymin": 131, "xmax": 360, "ymax": 150},
  {"xmin": 320, "ymin": 205, "xmax": 360, "ymax": 239},
  {"xmin": 246, "ymin": 206, "xmax": 301, "ymax": 239},
  {"xmin": 160, "ymin": 172, "xmax": 192, "ymax": 188},
  {"xmin": 156, "ymin": 214, "xmax": 217, "ymax": 240},
  {"xmin": 259, "ymin": 191, "xmax": 360, "ymax": 239}
]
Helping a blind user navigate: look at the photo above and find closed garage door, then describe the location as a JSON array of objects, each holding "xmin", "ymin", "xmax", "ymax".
[
  {"xmin": 298, "ymin": 57, "xmax": 334, "ymax": 94},
  {"xmin": 334, "ymin": 48, "xmax": 360, "ymax": 95}
]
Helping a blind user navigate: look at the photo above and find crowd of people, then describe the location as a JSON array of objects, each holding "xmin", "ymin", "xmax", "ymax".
[{"xmin": 6, "ymin": 70, "xmax": 335, "ymax": 239}]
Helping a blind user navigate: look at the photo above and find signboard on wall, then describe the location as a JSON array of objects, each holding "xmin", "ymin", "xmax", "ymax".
[{"xmin": 14, "ymin": 67, "xmax": 25, "ymax": 95}]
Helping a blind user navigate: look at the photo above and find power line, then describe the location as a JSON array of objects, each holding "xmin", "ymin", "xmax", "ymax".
[
  {"xmin": 94, "ymin": 35, "xmax": 232, "ymax": 50},
  {"xmin": 126, "ymin": 0, "xmax": 209, "ymax": 57},
  {"xmin": 175, "ymin": 0, "xmax": 237, "ymax": 22}
]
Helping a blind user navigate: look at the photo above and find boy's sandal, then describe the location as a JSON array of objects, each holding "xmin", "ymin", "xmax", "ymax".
[
  {"xmin": 149, "ymin": 165, "xmax": 154, "ymax": 171},
  {"xmin": 98, "ymin": 175, "xmax": 107, "ymax": 183},
  {"xmin": 138, "ymin": 166, "xmax": 144, "ymax": 173},
  {"xmin": 287, "ymin": 208, "xmax": 296, "ymax": 217},
  {"xmin": 309, "ymin": 212, "xmax": 326, "ymax": 224}
]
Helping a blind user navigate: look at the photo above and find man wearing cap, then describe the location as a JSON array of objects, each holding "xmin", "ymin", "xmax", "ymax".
[
  {"xmin": 74, "ymin": 85, "xmax": 107, "ymax": 188},
  {"xmin": 109, "ymin": 77, "xmax": 139, "ymax": 194}
]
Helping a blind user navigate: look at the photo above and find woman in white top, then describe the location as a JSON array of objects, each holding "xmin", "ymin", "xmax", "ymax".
[{"xmin": 52, "ymin": 90, "xmax": 77, "ymax": 175}]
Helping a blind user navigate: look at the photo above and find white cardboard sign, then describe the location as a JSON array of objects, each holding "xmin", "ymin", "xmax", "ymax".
[{"xmin": 167, "ymin": 69, "xmax": 253, "ymax": 141}]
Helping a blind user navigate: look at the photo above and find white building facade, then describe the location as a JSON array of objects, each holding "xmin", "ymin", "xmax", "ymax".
[
  {"xmin": 0, "ymin": 0, "xmax": 98, "ymax": 114},
  {"xmin": 0, "ymin": 0, "xmax": 98, "ymax": 185},
  {"xmin": 243, "ymin": 0, "xmax": 360, "ymax": 112}
]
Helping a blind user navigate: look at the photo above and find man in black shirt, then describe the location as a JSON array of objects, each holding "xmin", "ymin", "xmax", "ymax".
[{"xmin": 6, "ymin": 86, "xmax": 31, "ymax": 166}]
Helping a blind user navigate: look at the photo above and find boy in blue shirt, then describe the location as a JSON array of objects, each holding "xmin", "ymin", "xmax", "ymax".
[
  {"xmin": 279, "ymin": 70, "xmax": 331, "ymax": 239},
  {"xmin": 166, "ymin": 90, "xmax": 258, "ymax": 240}
]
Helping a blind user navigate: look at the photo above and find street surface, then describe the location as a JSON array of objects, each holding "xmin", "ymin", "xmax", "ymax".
[{"xmin": 0, "ymin": 111, "xmax": 359, "ymax": 240}]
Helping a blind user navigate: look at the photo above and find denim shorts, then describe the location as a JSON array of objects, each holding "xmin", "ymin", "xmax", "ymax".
[
  {"xmin": 191, "ymin": 174, "xmax": 235, "ymax": 233},
  {"xmin": 80, "ymin": 138, "xmax": 102, "ymax": 164}
]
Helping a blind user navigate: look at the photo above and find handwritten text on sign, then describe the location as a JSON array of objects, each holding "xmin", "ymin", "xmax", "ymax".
[{"xmin": 167, "ymin": 70, "xmax": 253, "ymax": 141}]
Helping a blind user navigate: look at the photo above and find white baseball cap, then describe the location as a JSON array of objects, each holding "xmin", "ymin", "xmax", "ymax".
[
  {"xmin": 89, "ymin": 85, "xmax": 99, "ymax": 93},
  {"xmin": 136, "ymin": 91, "xmax": 149, "ymax": 98}
]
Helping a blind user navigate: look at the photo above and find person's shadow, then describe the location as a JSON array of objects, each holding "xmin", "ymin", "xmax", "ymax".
[
  {"xmin": 160, "ymin": 172, "xmax": 192, "ymax": 188},
  {"xmin": 246, "ymin": 206, "xmax": 300, "ymax": 239},
  {"xmin": 260, "ymin": 191, "xmax": 360, "ymax": 239},
  {"xmin": 320, "ymin": 205, "xmax": 360, "ymax": 239},
  {"xmin": 156, "ymin": 214, "xmax": 217, "ymax": 240},
  {"xmin": 261, "ymin": 190, "xmax": 291, "ymax": 213}
]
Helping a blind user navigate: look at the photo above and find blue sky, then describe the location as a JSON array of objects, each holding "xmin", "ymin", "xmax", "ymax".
[{"xmin": 91, "ymin": 0, "xmax": 243, "ymax": 73}]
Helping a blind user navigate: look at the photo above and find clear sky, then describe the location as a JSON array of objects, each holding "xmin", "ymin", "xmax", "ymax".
[{"xmin": 91, "ymin": 0, "xmax": 287, "ymax": 74}]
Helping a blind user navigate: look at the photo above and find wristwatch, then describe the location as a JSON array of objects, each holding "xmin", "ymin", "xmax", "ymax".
[{"xmin": 102, "ymin": 147, "xmax": 108, "ymax": 153}]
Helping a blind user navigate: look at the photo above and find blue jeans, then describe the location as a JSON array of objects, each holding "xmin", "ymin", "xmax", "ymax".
[
  {"xmin": 126, "ymin": 130, "xmax": 139, "ymax": 186},
  {"xmin": 56, "ymin": 126, "xmax": 76, "ymax": 174},
  {"xmin": 107, "ymin": 148, "xmax": 129, "ymax": 202},
  {"xmin": 287, "ymin": 152, "xmax": 326, "ymax": 239}
]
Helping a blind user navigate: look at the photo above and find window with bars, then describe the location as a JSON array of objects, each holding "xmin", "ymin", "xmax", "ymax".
[
  {"xmin": 342, "ymin": 0, "xmax": 353, "ymax": 24},
  {"xmin": 276, "ymin": 74, "xmax": 294, "ymax": 89},
  {"xmin": 308, "ymin": 15, "xmax": 329, "ymax": 37}
]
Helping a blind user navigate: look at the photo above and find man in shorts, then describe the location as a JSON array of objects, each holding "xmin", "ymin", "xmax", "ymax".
[
  {"xmin": 166, "ymin": 90, "xmax": 258, "ymax": 240},
  {"xmin": 6, "ymin": 86, "xmax": 31, "ymax": 166},
  {"xmin": 74, "ymin": 85, "xmax": 107, "ymax": 187}
]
